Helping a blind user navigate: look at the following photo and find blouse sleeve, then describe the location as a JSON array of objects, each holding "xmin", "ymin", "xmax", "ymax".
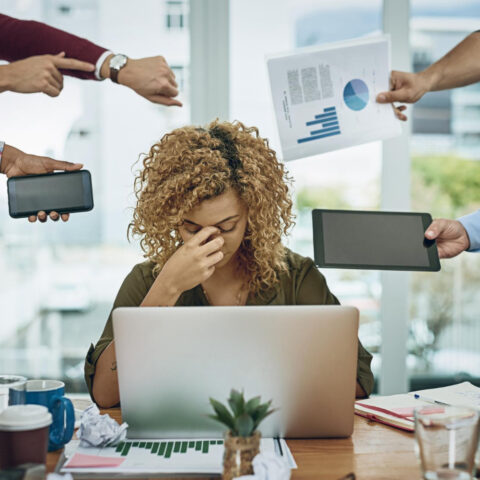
[{"xmin": 84, "ymin": 264, "xmax": 151, "ymax": 400}]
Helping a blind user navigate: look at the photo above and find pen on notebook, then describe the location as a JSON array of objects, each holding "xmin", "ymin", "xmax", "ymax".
[
  {"xmin": 414, "ymin": 394, "xmax": 449, "ymax": 406},
  {"xmin": 275, "ymin": 437, "xmax": 284, "ymax": 456}
]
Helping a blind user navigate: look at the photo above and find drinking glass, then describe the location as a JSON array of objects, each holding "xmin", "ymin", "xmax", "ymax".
[{"xmin": 415, "ymin": 406, "xmax": 480, "ymax": 480}]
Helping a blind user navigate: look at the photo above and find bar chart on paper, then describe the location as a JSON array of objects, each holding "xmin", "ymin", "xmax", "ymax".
[
  {"xmin": 61, "ymin": 437, "xmax": 295, "ymax": 475},
  {"xmin": 297, "ymin": 106, "xmax": 341, "ymax": 144}
]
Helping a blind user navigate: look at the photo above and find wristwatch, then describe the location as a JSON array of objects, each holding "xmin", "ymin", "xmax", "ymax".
[{"xmin": 109, "ymin": 54, "xmax": 128, "ymax": 84}]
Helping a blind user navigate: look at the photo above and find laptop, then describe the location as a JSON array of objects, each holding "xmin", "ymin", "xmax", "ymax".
[{"xmin": 113, "ymin": 305, "xmax": 359, "ymax": 439}]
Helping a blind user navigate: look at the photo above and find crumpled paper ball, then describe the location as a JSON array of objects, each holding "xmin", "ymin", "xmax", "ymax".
[
  {"xmin": 77, "ymin": 404, "xmax": 128, "ymax": 447},
  {"xmin": 234, "ymin": 452, "xmax": 291, "ymax": 480}
]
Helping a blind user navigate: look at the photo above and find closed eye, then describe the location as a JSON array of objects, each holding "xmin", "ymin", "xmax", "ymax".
[
  {"xmin": 218, "ymin": 222, "xmax": 237, "ymax": 233},
  {"xmin": 183, "ymin": 221, "xmax": 238, "ymax": 234}
]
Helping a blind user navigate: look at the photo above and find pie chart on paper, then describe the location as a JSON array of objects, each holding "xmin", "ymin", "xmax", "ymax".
[{"xmin": 343, "ymin": 79, "xmax": 369, "ymax": 111}]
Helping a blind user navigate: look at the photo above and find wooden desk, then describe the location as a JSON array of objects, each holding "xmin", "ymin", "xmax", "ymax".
[{"xmin": 47, "ymin": 410, "xmax": 421, "ymax": 479}]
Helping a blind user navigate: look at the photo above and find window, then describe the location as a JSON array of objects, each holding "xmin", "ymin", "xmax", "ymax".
[
  {"xmin": 408, "ymin": 0, "xmax": 480, "ymax": 390},
  {"xmin": 165, "ymin": 0, "xmax": 188, "ymax": 30},
  {"xmin": 171, "ymin": 65, "xmax": 187, "ymax": 92},
  {"xmin": 230, "ymin": 0, "xmax": 383, "ymax": 388},
  {"xmin": 0, "ymin": 0, "xmax": 190, "ymax": 392}
]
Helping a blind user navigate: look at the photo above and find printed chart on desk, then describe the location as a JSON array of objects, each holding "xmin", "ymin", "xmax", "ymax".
[
  {"xmin": 267, "ymin": 35, "xmax": 401, "ymax": 161},
  {"xmin": 61, "ymin": 438, "xmax": 296, "ymax": 474}
]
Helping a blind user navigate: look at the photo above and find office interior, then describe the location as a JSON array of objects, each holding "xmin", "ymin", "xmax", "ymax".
[{"xmin": 0, "ymin": 0, "xmax": 480, "ymax": 401}]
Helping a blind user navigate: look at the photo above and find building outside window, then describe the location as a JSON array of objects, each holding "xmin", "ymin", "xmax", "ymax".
[
  {"xmin": 0, "ymin": 0, "xmax": 190, "ymax": 392},
  {"xmin": 408, "ymin": 1, "xmax": 480, "ymax": 390},
  {"xmin": 165, "ymin": 0, "xmax": 187, "ymax": 30}
]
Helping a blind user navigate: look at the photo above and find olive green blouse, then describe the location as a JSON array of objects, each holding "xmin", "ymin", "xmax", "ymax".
[{"xmin": 84, "ymin": 248, "xmax": 374, "ymax": 401}]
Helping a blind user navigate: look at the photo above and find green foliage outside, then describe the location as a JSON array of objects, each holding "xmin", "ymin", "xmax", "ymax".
[
  {"xmin": 411, "ymin": 154, "xmax": 480, "ymax": 218},
  {"xmin": 411, "ymin": 154, "xmax": 480, "ymax": 372},
  {"xmin": 295, "ymin": 185, "xmax": 352, "ymax": 211},
  {"xmin": 293, "ymin": 154, "xmax": 480, "ymax": 374}
]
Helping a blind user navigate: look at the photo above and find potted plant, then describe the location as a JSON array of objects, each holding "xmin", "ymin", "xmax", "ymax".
[{"xmin": 209, "ymin": 389, "xmax": 276, "ymax": 480}]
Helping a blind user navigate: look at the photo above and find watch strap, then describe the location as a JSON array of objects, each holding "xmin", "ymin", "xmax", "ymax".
[{"xmin": 110, "ymin": 66, "xmax": 120, "ymax": 84}]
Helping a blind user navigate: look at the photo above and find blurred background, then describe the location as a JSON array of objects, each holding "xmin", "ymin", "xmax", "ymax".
[{"xmin": 0, "ymin": 0, "xmax": 479, "ymax": 394}]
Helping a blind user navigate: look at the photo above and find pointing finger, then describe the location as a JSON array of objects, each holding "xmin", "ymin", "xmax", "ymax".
[
  {"xmin": 53, "ymin": 56, "xmax": 95, "ymax": 72},
  {"xmin": 149, "ymin": 95, "xmax": 183, "ymax": 107}
]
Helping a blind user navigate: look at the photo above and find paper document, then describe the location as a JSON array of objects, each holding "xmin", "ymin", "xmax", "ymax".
[
  {"xmin": 267, "ymin": 35, "xmax": 401, "ymax": 161},
  {"xmin": 355, "ymin": 382, "xmax": 480, "ymax": 432},
  {"xmin": 61, "ymin": 437, "xmax": 296, "ymax": 475},
  {"xmin": 411, "ymin": 381, "xmax": 480, "ymax": 409}
]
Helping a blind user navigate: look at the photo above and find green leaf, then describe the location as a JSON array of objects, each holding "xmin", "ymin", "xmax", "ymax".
[
  {"xmin": 251, "ymin": 402, "xmax": 271, "ymax": 423},
  {"xmin": 245, "ymin": 396, "xmax": 261, "ymax": 415},
  {"xmin": 235, "ymin": 413, "xmax": 254, "ymax": 437},
  {"xmin": 207, "ymin": 414, "xmax": 233, "ymax": 431},
  {"xmin": 228, "ymin": 389, "xmax": 245, "ymax": 417},
  {"xmin": 209, "ymin": 398, "xmax": 236, "ymax": 431},
  {"xmin": 253, "ymin": 408, "xmax": 276, "ymax": 430}
]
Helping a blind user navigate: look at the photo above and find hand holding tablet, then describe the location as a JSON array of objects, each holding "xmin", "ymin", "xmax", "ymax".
[{"xmin": 312, "ymin": 209, "xmax": 440, "ymax": 272}]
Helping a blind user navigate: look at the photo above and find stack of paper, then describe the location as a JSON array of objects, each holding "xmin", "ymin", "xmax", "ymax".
[
  {"xmin": 60, "ymin": 437, "xmax": 296, "ymax": 476},
  {"xmin": 355, "ymin": 394, "xmax": 429, "ymax": 431},
  {"xmin": 355, "ymin": 381, "xmax": 480, "ymax": 432}
]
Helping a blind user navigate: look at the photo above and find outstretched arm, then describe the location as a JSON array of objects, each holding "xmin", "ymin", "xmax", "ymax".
[
  {"xmin": 377, "ymin": 31, "xmax": 480, "ymax": 120},
  {"xmin": 0, "ymin": 13, "xmax": 106, "ymax": 80}
]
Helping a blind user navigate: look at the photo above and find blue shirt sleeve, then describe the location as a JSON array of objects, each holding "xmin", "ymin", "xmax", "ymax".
[{"xmin": 458, "ymin": 210, "xmax": 480, "ymax": 252}]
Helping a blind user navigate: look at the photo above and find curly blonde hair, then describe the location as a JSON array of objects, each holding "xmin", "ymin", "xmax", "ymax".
[{"xmin": 129, "ymin": 120, "xmax": 294, "ymax": 294}]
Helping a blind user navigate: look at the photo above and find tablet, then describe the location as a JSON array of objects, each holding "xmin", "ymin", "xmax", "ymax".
[{"xmin": 312, "ymin": 209, "xmax": 441, "ymax": 271}]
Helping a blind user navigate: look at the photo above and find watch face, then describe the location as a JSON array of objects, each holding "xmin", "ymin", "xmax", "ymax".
[{"xmin": 110, "ymin": 54, "xmax": 128, "ymax": 70}]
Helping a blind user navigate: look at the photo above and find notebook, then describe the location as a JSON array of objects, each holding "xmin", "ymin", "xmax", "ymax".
[{"xmin": 355, "ymin": 381, "xmax": 480, "ymax": 432}]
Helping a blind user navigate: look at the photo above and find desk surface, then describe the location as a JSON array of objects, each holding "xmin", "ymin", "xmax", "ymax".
[{"xmin": 47, "ymin": 410, "xmax": 421, "ymax": 479}]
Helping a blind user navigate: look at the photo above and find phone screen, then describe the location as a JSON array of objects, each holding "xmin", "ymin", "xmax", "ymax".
[{"xmin": 8, "ymin": 170, "xmax": 93, "ymax": 218}]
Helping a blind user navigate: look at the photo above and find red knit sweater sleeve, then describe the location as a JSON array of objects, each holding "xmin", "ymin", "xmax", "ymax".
[{"xmin": 0, "ymin": 13, "xmax": 108, "ymax": 80}]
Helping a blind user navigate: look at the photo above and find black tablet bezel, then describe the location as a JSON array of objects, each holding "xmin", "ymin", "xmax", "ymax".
[
  {"xmin": 312, "ymin": 209, "xmax": 441, "ymax": 272},
  {"xmin": 7, "ymin": 170, "xmax": 94, "ymax": 218}
]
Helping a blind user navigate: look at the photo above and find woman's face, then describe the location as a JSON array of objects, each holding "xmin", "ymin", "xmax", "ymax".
[{"xmin": 178, "ymin": 189, "xmax": 248, "ymax": 269}]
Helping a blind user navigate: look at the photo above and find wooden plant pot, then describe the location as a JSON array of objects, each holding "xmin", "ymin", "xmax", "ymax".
[{"xmin": 222, "ymin": 430, "xmax": 261, "ymax": 480}]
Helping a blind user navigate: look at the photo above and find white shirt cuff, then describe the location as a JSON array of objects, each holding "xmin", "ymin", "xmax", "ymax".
[{"xmin": 95, "ymin": 50, "xmax": 113, "ymax": 80}]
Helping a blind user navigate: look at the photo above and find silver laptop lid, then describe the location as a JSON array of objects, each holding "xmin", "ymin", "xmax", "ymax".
[{"xmin": 113, "ymin": 305, "xmax": 359, "ymax": 439}]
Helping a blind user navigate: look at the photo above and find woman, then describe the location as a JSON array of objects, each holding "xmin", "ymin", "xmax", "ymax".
[{"xmin": 85, "ymin": 120, "xmax": 374, "ymax": 407}]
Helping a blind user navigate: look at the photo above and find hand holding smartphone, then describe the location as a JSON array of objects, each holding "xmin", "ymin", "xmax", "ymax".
[{"xmin": 7, "ymin": 170, "xmax": 94, "ymax": 219}]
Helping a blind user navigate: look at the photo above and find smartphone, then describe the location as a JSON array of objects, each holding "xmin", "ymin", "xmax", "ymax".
[{"xmin": 7, "ymin": 170, "xmax": 94, "ymax": 218}]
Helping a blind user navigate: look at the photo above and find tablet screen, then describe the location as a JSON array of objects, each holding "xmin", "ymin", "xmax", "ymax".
[{"xmin": 312, "ymin": 210, "xmax": 440, "ymax": 271}]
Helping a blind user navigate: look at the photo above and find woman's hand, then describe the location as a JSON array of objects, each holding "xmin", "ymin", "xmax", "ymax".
[{"xmin": 141, "ymin": 226, "xmax": 224, "ymax": 306}]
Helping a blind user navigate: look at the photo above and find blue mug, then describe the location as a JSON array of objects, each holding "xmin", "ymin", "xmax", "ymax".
[{"xmin": 9, "ymin": 379, "xmax": 74, "ymax": 451}]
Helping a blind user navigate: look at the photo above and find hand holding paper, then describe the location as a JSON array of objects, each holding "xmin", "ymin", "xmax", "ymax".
[{"xmin": 267, "ymin": 35, "xmax": 401, "ymax": 161}]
